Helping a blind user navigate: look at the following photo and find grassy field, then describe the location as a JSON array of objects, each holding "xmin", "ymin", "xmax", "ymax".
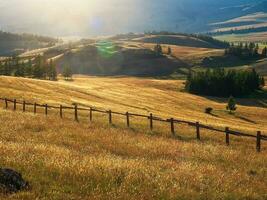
[
  {"xmin": 215, "ymin": 33, "xmax": 267, "ymax": 43},
  {"xmin": 120, "ymin": 41, "xmax": 223, "ymax": 66},
  {"xmin": 0, "ymin": 75, "xmax": 267, "ymax": 199}
]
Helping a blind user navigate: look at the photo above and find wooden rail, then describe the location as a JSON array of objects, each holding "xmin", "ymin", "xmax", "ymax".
[{"xmin": 0, "ymin": 97, "xmax": 266, "ymax": 152}]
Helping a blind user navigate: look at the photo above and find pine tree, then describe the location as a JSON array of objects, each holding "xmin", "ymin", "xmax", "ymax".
[
  {"xmin": 154, "ymin": 44, "xmax": 162, "ymax": 56},
  {"xmin": 262, "ymin": 47, "xmax": 267, "ymax": 57},
  {"xmin": 47, "ymin": 59, "xmax": 57, "ymax": 81},
  {"xmin": 167, "ymin": 47, "xmax": 172, "ymax": 55},
  {"xmin": 226, "ymin": 96, "xmax": 237, "ymax": 113},
  {"xmin": 62, "ymin": 65, "xmax": 72, "ymax": 80}
]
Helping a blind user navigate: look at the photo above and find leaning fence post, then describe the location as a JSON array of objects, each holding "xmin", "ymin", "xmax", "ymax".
[
  {"xmin": 108, "ymin": 110, "xmax": 112, "ymax": 124},
  {"xmin": 126, "ymin": 112, "xmax": 130, "ymax": 127},
  {"xmin": 89, "ymin": 107, "xmax": 93, "ymax": 122},
  {"xmin": 149, "ymin": 113, "xmax": 153, "ymax": 131},
  {"xmin": 256, "ymin": 131, "xmax": 261, "ymax": 152},
  {"xmin": 170, "ymin": 118, "xmax": 175, "ymax": 136},
  {"xmin": 5, "ymin": 98, "xmax": 8, "ymax": 109},
  {"xmin": 34, "ymin": 103, "xmax": 37, "ymax": 114},
  {"xmin": 196, "ymin": 122, "xmax": 200, "ymax": 140},
  {"xmin": 13, "ymin": 99, "xmax": 16, "ymax": 111},
  {"xmin": 74, "ymin": 104, "xmax": 78, "ymax": 121},
  {"xmin": 60, "ymin": 105, "xmax": 63, "ymax": 118},
  {"xmin": 225, "ymin": 127, "xmax": 230, "ymax": 146},
  {"xmin": 45, "ymin": 104, "xmax": 48, "ymax": 115},
  {"xmin": 23, "ymin": 101, "xmax": 26, "ymax": 112}
]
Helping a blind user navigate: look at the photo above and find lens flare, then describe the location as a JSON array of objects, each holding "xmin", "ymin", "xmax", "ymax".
[{"xmin": 96, "ymin": 40, "xmax": 117, "ymax": 58}]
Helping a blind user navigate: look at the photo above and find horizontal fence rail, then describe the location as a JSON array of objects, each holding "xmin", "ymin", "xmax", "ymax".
[{"xmin": 0, "ymin": 97, "xmax": 266, "ymax": 152}]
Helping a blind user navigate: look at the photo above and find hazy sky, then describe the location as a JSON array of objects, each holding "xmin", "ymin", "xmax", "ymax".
[
  {"xmin": 0, "ymin": 0, "xmax": 262, "ymax": 37},
  {"xmin": 0, "ymin": 0, "xmax": 158, "ymax": 37}
]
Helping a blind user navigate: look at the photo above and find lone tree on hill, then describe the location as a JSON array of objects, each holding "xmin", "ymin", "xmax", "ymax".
[
  {"xmin": 154, "ymin": 44, "xmax": 162, "ymax": 56},
  {"xmin": 262, "ymin": 47, "xmax": 267, "ymax": 58},
  {"xmin": 62, "ymin": 65, "xmax": 72, "ymax": 80},
  {"xmin": 167, "ymin": 46, "xmax": 172, "ymax": 55},
  {"xmin": 226, "ymin": 96, "xmax": 237, "ymax": 114},
  {"xmin": 47, "ymin": 59, "xmax": 57, "ymax": 81}
]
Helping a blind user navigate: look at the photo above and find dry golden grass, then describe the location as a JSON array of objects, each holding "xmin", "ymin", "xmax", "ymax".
[
  {"xmin": 0, "ymin": 108, "xmax": 266, "ymax": 200},
  {"xmin": 0, "ymin": 75, "xmax": 266, "ymax": 134},
  {"xmin": 120, "ymin": 41, "xmax": 223, "ymax": 65},
  {"xmin": 214, "ymin": 32, "xmax": 267, "ymax": 43},
  {"xmin": 0, "ymin": 75, "xmax": 267, "ymax": 199}
]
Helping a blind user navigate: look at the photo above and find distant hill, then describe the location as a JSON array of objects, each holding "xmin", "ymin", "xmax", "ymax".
[
  {"xmin": 0, "ymin": 31, "xmax": 60, "ymax": 56},
  {"xmin": 55, "ymin": 43, "xmax": 187, "ymax": 76},
  {"xmin": 131, "ymin": 34, "xmax": 229, "ymax": 49}
]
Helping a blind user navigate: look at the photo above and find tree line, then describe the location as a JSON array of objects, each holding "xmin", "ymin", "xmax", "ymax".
[
  {"xmin": 186, "ymin": 68, "xmax": 265, "ymax": 97},
  {"xmin": 0, "ymin": 56, "xmax": 57, "ymax": 80},
  {"xmin": 224, "ymin": 42, "xmax": 267, "ymax": 59}
]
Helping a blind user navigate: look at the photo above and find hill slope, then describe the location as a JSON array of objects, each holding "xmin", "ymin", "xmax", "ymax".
[
  {"xmin": 0, "ymin": 75, "xmax": 266, "ymax": 199},
  {"xmin": 0, "ymin": 31, "xmax": 59, "ymax": 56},
  {"xmin": 0, "ymin": 76, "xmax": 266, "ymax": 134}
]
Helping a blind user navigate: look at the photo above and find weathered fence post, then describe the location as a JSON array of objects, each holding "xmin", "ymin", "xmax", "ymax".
[
  {"xmin": 108, "ymin": 110, "xmax": 112, "ymax": 124},
  {"xmin": 74, "ymin": 105, "xmax": 78, "ymax": 121},
  {"xmin": 45, "ymin": 104, "xmax": 48, "ymax": 115},
  {"xmin": 126, "ymin": 112, "xmax": 130, "ymax": 127},
  {"xmin": 170, "ymin": 118, "xmax": 175, "ymax": 136},
  {"xmin": 13, "ymin": 99, "xmax": 16, "ymax": 111},
  {"xmin": 34, "ymin": 103, "xmax": 37, "ymax": 114},
  {"xmin": 5, "ymin": 98, "xmax": 8, "ymax": 109},
  {"xmin": 225, "ymin": 127, "xmax": 230, "ymax": 146},
  {"xmin": 23, "ymin": 101, "xmax": 26, "ymax": 112},
  {"xmin": 196, "ymin": 122, "xmax": 200, "ymax": 140},
  {"xmin": 60, "ymin": 105, "xmax": 63, "ymax": 118},
  {"xmin": 256, "ymin": 131, "xmax": 261, "ymax": 152},
  {"xmin": 89, "ymin": 107, "xmax": 93, "ymax": 122},
  {"xmin": 149, "ymin": 113, "xmax": 153, "ymax": 131}
]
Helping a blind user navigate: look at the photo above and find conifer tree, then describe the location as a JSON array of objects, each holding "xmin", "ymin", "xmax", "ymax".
[
  {"xmin": 226, "ymin": 96, "xmax": 237, "ymax": 113},
  {"xmin": 262, "ymin": 47, "xmax": 267, "ymax": 57},
  {"xmin": 62, "ymin": 65, "xmax": 72, "ymax": 80},
  {"xmin": 47, "ymin": 59, "xmax": 57, "ymax": 80},
  {"xmin": 167, "ymin": 47, "xmax": 172, "ymax": 55}
]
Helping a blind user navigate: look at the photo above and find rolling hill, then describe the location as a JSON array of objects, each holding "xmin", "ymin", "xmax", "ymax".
[
  {"xmin": 0, "ymin": 31, "xmax": 60, "ymax": 56},
  {"xmin": 0, "ymin": 75, "xmax": 266, "ymax": 199}
]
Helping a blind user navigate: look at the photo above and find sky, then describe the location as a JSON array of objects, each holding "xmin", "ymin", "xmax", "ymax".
[
  {"xmin": 0, "ymin": 0, "xmax": 156, "ymax": 37},
  {"xmin": 0, "ymin": 0, "xmax": 264, "ymax": 37}
]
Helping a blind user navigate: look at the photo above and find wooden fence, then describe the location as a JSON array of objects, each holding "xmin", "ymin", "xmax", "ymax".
[{"xmin": 0, "ymin": 97, "xmax": 266, "ymax": 152}]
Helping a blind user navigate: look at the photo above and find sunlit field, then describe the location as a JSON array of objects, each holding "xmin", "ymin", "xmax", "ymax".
[
  {"xmin": 0, "ymin": 75, "xmax": 266, "ymax": 134},
  {"xmin": 0, "ymin": 105, "xmax": 267, "ymax": 200},
  {"xmin": 0, "ymin": 75, "xmax": 267, "ymax": 199}
]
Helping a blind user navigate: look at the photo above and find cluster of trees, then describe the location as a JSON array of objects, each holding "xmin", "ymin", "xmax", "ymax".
[
  {"xmin": 153, "ymin": 44, "xmax": 172, "ymax": 55},
  {"xmin": 154, "ymin": 44, "xmax": 163, "ymax": 56},
  {"xmin": 224, "ymin": 43, "xmax": 266, "ymax": 59},
  {"xmin": 0, "ymin": 56, "xmax": 57, "ymax": 80},
  {"xmin": 209, "ymin": 27, "xmax": 267, "ymax": 36},
  {"xmin": 185, "ymin": 68, "xmax": 265, "ymax": 97}
]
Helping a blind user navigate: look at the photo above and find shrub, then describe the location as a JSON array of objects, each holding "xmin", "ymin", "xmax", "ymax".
[{"xmin": 205, "ymin": 107, "xmax": 213, "ymax": 114}]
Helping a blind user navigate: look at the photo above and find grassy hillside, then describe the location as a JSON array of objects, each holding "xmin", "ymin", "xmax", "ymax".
[
  {"xmin": 0, "ymin": 76, "xmax": 266, "ymax": 135},
  {"xmin": 55, "ymin": 43, "xmax": 188, "ymax": 76},
  {"xmin": 0, "ymin": 75, "xmax": 266, "ymax": 199},
  {"xmin": 0, "ymin": 31, "xmax": 59, "ymax": 56},
  {"xmin": 132, "ymin": 35, "xmax": 214, "ymax": 48}
]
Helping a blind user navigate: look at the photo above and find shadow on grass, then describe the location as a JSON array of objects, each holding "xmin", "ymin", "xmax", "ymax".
[{"xmin": 201, "ymin": 89, "xmax": 267, "ymax": 108}]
